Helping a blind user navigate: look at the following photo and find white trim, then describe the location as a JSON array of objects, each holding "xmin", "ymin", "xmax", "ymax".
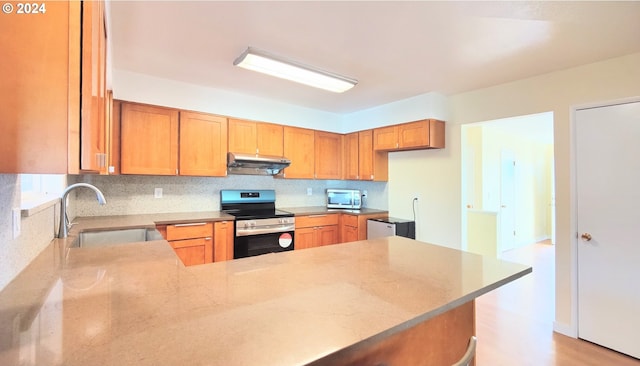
[
  {"xmin": 553, "ymin": 321, "xmax": 577, "ymax": 338},
  {"xmin": 569, "ymin": 95, "xmax": 640, "ymax": 341}
]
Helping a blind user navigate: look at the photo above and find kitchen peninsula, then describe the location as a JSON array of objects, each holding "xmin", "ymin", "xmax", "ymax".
[{"xmin": 0, "ymin": 222, "xmax": 530, "ymax": 365}]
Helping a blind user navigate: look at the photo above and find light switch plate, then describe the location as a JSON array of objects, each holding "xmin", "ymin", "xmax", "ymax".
[
  {"xmin": 154, "ymin": 188, "xmax": 163, "ymax": 198},
  {"xmin": 12, "ymin": 208, "xmax": 21, "ymax": 239}
]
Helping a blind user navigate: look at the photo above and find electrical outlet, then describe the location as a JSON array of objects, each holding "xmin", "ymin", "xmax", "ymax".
[
  {"xmin": 12, "ymin": 208, "xmax": 21, "ymax": 239},
  {"xmin": 362, "ymin": 190, "xmax": 368, "ymax": 198},
  {"xmin": 307, "ymin": 187, "xmax": 313, "ymax": 196},
  {"xmin": 154, "ymin": 188, "xmax": 163, "ymax": 198},
  {"xmin": 412, "ymin": 192, "xmax": 420, "ymax": 201}
]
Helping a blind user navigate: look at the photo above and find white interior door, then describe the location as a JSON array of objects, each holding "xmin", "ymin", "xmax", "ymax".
[
  {"xmin": 576, "ymin": 100, "xmax": 640, "ymax": 359},
  {"xmin": 500, "ymin": 150, "xmax": 516, "ymax": 252}
]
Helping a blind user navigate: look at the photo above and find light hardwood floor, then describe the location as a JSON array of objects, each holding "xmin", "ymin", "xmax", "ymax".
[{"xmin": 475, "ymin": 241, "xmax": 640, "ymax": 365}]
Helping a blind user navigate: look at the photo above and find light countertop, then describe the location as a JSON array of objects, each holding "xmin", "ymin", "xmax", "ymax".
[{"xmin": 0, "ymin": 221, "xmax": 530, "ymax": 365}]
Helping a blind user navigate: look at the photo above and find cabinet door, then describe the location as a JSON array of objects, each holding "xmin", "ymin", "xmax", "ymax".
[
  {"xmin": 295, "ymin": 227, "xmax": 316, "ymax": 250},
  {"xmin": 358, "ymin": 130, "xmax": 374, "ymax": 180},
  {"xmin": 80, "ymin": 0, "xmax": 107, "ymax": 172},
  {"xmin": 214, "ymin": 221, "xmax": 234, "ymax": 261},
  {"xmin": 342, "ymin": 225, "xmax": 359, "ymax": 243},
  {"xmin": 0, "ymin": 1, "xmax": 75, "ymax": 173},
  {"xmin": 256, "ymin": 122, "xmax": 283, "ymax": 156},
  {"xmin": 315, "ymin": 131, "xmax": 343, "ymax": 179},
  {"xmin": 318, "ymin": 225, "xmax": 339, "ymax": 246},
  {"xmin": 283, "ymin": 126, "xmax": 315, "ymax": 179},
  {"xmin": 344, "ymin": 132, "xmax": 359, "ymax": 180},
  {"xmin": 171, "ymin": 238, "xmax": 207, "ymax": 266},
  {"xmin": 228, "ymin": 119, "xmax": 257, "ymax": 154},
  {"xmin": 121, "ymin": 103, "xmax": 179, "ymax": 175},
  {"xmin": 373, "ymin": 125, "xmax": 398, "ymax": 151},
  {"xmin": 179, "ymin": 111, "xmax": 228, "ymax": 176},
  {"xmin": 398, "ymin": 120, "xmax": 430, "ymax": 149}
]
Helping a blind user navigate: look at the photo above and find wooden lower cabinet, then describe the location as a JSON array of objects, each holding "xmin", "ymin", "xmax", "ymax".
[
  {"xmin": 214, "ymin": 220, "xmax": 234, "ymax": 261},
  {"xmin": 308, "ymin": 300, "xmax": 476, "ymax": 366},
  {"xmin": 295, "ymin": 214, "xmax": 339, "ymax": 249},
  {"xmin": 340, "ymin": 213, "xmax": 389, "ymax": 243},
  {"xmin": 159, "ymin": 222, "xmax": 213, "ymax": 266}
]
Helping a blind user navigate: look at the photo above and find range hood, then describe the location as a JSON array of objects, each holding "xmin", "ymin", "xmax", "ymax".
[{"xmin": 227, "ymin": 152, "xmax": 291, "ymax": 176}]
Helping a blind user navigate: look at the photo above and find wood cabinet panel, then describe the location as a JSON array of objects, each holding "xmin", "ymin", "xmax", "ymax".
[
  {"xmin": 120, "ymin": 103, "xmax": 179, "ymax": 175},
  {"xmin": 315, "ymin": 131, "xmax": 343, "ymax": 179},
  {"xmin": 295, "ymin": 214, "xmax": 339, "ymax": 228},
  {"xmin": 0, "ymin": 1, "xmax": 79, "ymax": 173},
  {"xmin": 317, "ymin": 225, "xmax": 339, "ymax": 246},
  {"xmin": 80, "ymin": 0, "xmax": 107, "ymax": 172},
  {"xmin": 358, "ymin": 130, "xmax": 374, "ymax": 180},
  {"xmin": 164, "ymin": 222, "xmax": 214, "ymax": 266},
  {"xmin": 179, "ymin": 111, "xmax": 227, "ymax": 176},
  {"xmin": 283, "ymin": 126, "xmax": 315, "ymax": 179},
  {"xmin": 171, "ymin": 240, "xmax": 207, "ymax": 267},
  {"xmin": 373, "ymin": 125, "xmax": 399, "ymax": 151},
  {"xmin": 256, "ymin": 122, "xmax": 283, "ymax": 156},
  {"xmin": 166, "ymin": 222, "xmax": 213, "ymax": 241},
  {"xmin": 295, "ymin": 227, "xmax": 316, "ymax": 250},
  {"xmin": 344, "ymin": 132, "xmax": 359, "ymax": 180},
  {"xmin": 214, "ymin": 221, "xmax": 234, "ymax": 262},
  {"xmin": 398, "ymin": 120, "xmax": 430, "ymax": 149},
  {"xmin": 228, "ymin": 119, "xmax": 257, "ymax": 154},
  {"xmin": 342, "ymin": 225, "xmax": 359, "ymax": 243},
  {"xmin": 373, "ymin": 119, "xmax": 445, "ymax": 152},
  {"xmin": 229, "ymin": 119, "xmax": 283, "ymax": 156}
]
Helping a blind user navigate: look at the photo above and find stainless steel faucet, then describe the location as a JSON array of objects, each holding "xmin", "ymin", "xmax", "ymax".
[{"xmin": 58, "ymin": 183, "xmax": 106, "ymax": 238}]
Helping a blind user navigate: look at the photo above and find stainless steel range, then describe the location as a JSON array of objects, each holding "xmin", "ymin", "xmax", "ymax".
[{"xmin": 220, "ymin": 190, "xmax": 295, "ymax": 258}]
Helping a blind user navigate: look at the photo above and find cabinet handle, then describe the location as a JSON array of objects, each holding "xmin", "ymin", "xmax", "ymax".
[
  {"xmin": 204, "ymin": 237, "xmax": 212, "ymax": 240},
  {"xmin": 451, "ymin": 336, "xmax": 477, "ymax": 366},
  {"xmin": 174, "ymin": 222, "xmax": 207, "ymax": 227},
  {"xmin": 308, "ymin": 215, "xmax": 327, "ymax": 218}
]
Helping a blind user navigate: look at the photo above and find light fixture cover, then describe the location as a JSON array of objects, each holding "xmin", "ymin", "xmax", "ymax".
[{"xmin": 233, "ymin": 47, "xmax": 357, "ymax": 93}]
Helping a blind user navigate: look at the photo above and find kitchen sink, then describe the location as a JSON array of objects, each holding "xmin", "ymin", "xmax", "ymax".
[{"xmin": 73, "ymin": 228, "xmax": 164, "ymax": 248}]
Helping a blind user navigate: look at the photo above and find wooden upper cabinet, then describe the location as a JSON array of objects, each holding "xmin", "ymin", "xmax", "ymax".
[
  {"xmin": 373, "ymin": 119, "xmax": 445, "ymax": 151},
  {"xmin": 283, "ymin": 126, "xmax": 315, "ymax": 179},
  {"xmin": 315, "ymin": 131, "xmax": 343, "ymax": 179},
  {"xmin": 120, "ymin": 103, "xmax": 179, "ymax": 175},
  {"xmin": 0, "ymin": 1, "xmax": 79, "ymax": 173},
  {"xmin": 343, "ymin": 129, "xmax": 388, "ymax": 181},
  {"xmin": 228, "ymin": 119, "xmax": 283, "ymax": 156},
  {"xmin": 80, "ymin": 0, "xmax": 107, "ymax": 172},
  {"xmin": 228, "ymin": 119, "xmax": 257, "ymax": 154},
  {"xmin": 344, "ymin": 132, "xmax": 360, "ymax": 180},
  {"xmin": 358, "ymin": 130, "xmax": 376, "ymax": 181},
  {"xmin": 179, "ymin": 111, "xmax": 228, "ymax": 176},
  {"xmin": 256, "ymin": 122, "xmax": 284, "ymax": 156}
]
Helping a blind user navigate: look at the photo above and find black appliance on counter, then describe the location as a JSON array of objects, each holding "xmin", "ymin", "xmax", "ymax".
[{"xmin": 220, "ymin": 189, "xmax": 294, "ymax": 259}]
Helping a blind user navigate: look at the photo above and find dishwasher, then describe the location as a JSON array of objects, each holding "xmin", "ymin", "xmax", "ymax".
[{"xmin": 367, "ymin": 217, "xmax": 415, "ymax": 239}]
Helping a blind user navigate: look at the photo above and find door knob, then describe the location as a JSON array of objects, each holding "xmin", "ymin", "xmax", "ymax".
[{"xmin": 581, "ymin": 232, "xmax": 592, "ymax": 241}]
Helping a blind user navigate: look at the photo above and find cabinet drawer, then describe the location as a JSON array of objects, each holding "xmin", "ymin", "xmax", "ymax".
[
  {"xmin": 166, "ymin": 222, "xmax": 213, "ymax": 240},
  {"xmin": 169, "ymin": 237, "xmax": 211, "ymax": 249},
  {"xmin": 342, "ymin": 214, "xmax": 359, "ymax": 227},
  {"xmin": 296, "ymin": 214, "xmax": 339, "ymax": 228}
]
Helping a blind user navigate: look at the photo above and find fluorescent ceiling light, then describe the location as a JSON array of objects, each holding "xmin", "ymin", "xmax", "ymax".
[{"xmin": 233, "ymin": 47, "xmax": 357, "ymax": 93}]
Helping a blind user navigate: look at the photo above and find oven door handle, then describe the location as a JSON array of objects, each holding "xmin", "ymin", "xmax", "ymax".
[{"xmin": 236, "ymin": 225, "xmax": 295, "ymax": 237}]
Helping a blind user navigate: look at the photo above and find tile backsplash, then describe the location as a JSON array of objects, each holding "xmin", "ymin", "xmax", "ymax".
[{"xmin": 71, "ymin": 174, "xmax": 388, "ymax": 217}]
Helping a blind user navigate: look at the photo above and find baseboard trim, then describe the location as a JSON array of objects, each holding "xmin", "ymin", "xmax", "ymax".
[{"xmin": 553, "ymin": 321, "xmax": 577, "ymax": 338}]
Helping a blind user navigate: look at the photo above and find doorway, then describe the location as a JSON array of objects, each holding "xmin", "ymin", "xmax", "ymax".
[{"xmin": 461, "ymin": 111, "xmax": 555, "ymax": 258}]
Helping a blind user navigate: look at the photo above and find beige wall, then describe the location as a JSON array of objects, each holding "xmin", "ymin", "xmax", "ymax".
[{"xmin": 389, "ymin": 52, "xmax": 640, "ymax": 334}]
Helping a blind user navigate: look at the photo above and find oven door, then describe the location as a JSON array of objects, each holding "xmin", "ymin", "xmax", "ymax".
[{"xmin": 234, "ymin": 231, "xmax": 295, "ymax": 259}]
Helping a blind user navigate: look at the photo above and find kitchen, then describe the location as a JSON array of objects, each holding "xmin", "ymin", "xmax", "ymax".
[{"xmin": 2, "ymin": 1, "xmax": 640, "ymax": 365}]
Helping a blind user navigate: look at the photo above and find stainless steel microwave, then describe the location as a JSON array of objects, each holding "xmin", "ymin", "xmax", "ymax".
[{"xmin": 326, "ymin": 189, "xmax": 362, "ymax": 209}]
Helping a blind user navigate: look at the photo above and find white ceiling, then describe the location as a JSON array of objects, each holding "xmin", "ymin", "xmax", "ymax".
[{"xmin": 109, "ymin": 1, "xmax": 640, "ymax": 114}]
